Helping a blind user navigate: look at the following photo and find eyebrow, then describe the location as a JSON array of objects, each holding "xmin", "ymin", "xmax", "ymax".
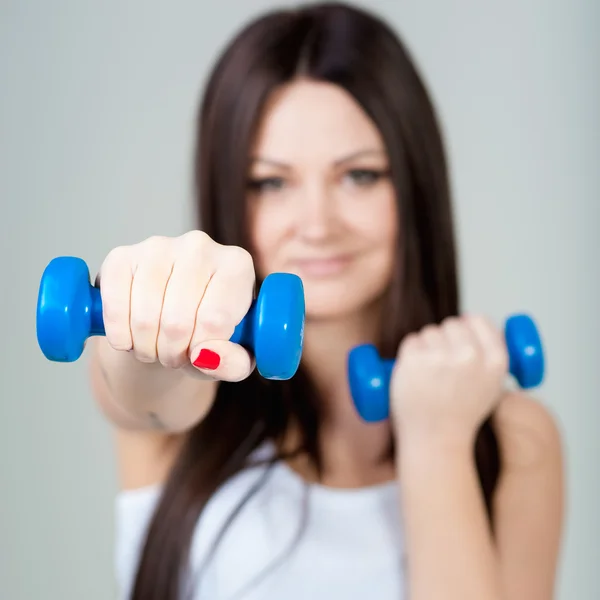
[{"xmin": 250, "ymin": 148, "xmax": 387, "ymax": 170}]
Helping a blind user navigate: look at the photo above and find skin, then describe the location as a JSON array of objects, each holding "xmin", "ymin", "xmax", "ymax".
[{"xmin": 89, "ymin": 80, "xmax": 564, "ymax": 599}]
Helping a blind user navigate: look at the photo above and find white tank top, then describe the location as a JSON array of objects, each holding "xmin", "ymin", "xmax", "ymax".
[{"xmin": 115, "ymin": 444, "xmax": 406, "ymax": 599}]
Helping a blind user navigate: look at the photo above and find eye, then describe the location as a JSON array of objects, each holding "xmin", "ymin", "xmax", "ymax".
[
  {"xmin": 247, "ymin": 177, "xmax": 286, "ymax": 193},
  {"xmin": 344, "ymin": 169, "xmax": 387, "ymax": 186}
]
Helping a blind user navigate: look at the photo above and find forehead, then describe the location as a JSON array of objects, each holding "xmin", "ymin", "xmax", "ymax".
[{"xmin": 251, "ymin": 80, "xmax": 385, "ymax": 162}]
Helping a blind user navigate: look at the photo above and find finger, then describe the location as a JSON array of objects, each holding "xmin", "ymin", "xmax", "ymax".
[
  {"xmin": 419, "ymin": 323, "xmax": 444, "ymax": 350},
  {"xmin": 156, "ymin": 255, "xmax": 216, "ymax": 369},
  {"xmin": 189, "ymin": 339, "xmax": 255, "ymax": 382},
  {"xmin": 465, "ymin": 315, "xmax": 508, "ymax": 368},
  {"xmin": 98, "ymin": 247, "xmax": 134, "ymax": 351},
  {"xmin": 130, "ymin": 246, "xmax": 174, "ymax": 363},
  {"xmin": 397, "ymin": 331, "xmax": 425, "ymax": 366},
  {"xmin": 442, "ymin": 316, "xmax": 478, "ymax": 358},
  {"xmin": 189, "ymin": 248, "xmax": 255, "ymax": 353}
]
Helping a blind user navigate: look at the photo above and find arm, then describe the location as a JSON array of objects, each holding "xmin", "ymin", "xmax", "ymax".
[
  {"xmin": 89, "ymin": 337, "xmax": 218, "ymax": 490},
  {"xmin": 397, "ymin": 391, "xmax": 564, "ymax": 600},
  {"xmin": 398, "ymin": 429, "xmax": 503, "ymax": 600},
  {"xmin": 493, "ymin": 392, "xmax": 564, "ymax": 600},
  {"xmin": 89, "ymin": 337, "xmax": 217, "ymax": 433},
  {"xmin": 85, "ymin": 232, "xmax": 257, "ymax": 490}
]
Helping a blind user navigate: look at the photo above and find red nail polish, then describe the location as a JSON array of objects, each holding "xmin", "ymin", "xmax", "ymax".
[{"xmin": 193, "ymin": 349, "xmax": 221, "ymax": 370}]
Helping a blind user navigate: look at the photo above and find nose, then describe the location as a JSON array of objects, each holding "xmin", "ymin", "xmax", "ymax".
[{"xmin": 296, "ymin": 181, "xmax": 338, "ymax": 241}]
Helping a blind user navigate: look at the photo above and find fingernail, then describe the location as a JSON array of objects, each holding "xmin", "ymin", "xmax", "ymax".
[{"xmin": 193, "ymin": 349, "xmax": 221, "ymax": 370}]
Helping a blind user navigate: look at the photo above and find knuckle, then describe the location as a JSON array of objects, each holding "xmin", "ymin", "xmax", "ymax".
[
  {"xmin": 99, "ymin": 248, "xmax": 131, "ymax": 284},
  {"xmin": 134, "ymin": 351, "xmax": 156, "ymax": 364},
  {"xmin": 223, "ymin": 245, "xmax": 255, "ymax": 273},
  {"xmin": 143, "ymin": 234, "xmax": 169, "ymax": 247},
  {"xmin": 181, "ymin": 230, "xmax": 212, "ymax": 253},
  {"xmin": 159, "ymin": 313, "xmax": 192, "ymax": 341},
  {"xmin": 401, "ymin": 332, "xmax": 417, "ymax": 346},
  {"xmin": 139, "ymin": 236, "xmax": 171, "ymax": 260},
  {"xmin": 418, "ymin": 324, "xmax": 438, "ymax": 341},
  {"xmin": 102, "ymin": 305, "xmax": 128, "ymax": 330},
  {"xmin": 454, "ymin": 343, "xmax": 477, "ymax": 364},
  {"xmin": 158, "ymin": 351, "xmax": 186, "ymax": 369},
  {"xmin": 400, "ymin": 330, "xmax": 421, "ymax": 349},
  {"xmin": 196, "ymin": 308, "xmax": 235, "ymax": 339},
  {"xmin": 398, "ymin": 335, "xmax": 414, "ymax": 357},
  {"xmin": 103, "ymin": 245, "xmax": 130, "ymax": 268},
  {"xmin": 470, "ymin": 313, "xmax": 496, "ymax": 333},
  {"xmin": 104, "ymin": 330, "xmax": 131, "ymax": 351},
  {"xmin": 441, "ymin": 315, "xmax": 460, "ymax": 328},
  {"xmin": 101, "ymin": 296, "xmax": 129, "ymax": 329},
  {"xmin": 130, "ymin": 312, "xmax": 157, "ymax": 333},
  {"xmin": 100, "ymin": 286, "xmax": 123, "ymax": 314}
]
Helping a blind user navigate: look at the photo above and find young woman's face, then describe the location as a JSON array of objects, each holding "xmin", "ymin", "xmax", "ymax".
[{"xmin": 247, "ymin": 80, "xmax": 398, "ymax": 320}]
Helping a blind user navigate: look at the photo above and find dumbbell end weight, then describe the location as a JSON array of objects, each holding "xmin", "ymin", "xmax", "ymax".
[
  {"xmin": 231, "ymin": 272, "xmax": 306, "ymax": 380},
  {"xmin": 348, "ymin": 346, "xmax": 393, "ymax": 423},
  {"xmin": 350, "ymin": 314, "xmax": 545, "ymax": 423},
  {"xmin": 37, "ymin": 257, "xmax": 103, "ymax": 362},
  {"xmin": 504, "ymin": 314, "xmax": 544, "ymax": 389}
]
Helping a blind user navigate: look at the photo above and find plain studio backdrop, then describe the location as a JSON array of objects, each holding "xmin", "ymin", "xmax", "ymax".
[{"xmin": 1, "ymin": 0, "xmax": 598, "ymax": 598}]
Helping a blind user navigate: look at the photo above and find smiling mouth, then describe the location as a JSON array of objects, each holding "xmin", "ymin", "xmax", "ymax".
[{"xmin": 289, "ymin": 255, "xmax": 354, "ymax": 276}]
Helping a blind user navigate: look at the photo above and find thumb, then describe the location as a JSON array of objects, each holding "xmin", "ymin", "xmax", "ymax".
[{"xmin": 188, "ymin": 339, "xmax": 256, "ymax": 383}]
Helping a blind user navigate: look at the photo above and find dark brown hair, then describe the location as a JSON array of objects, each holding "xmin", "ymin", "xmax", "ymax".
[{"xmin": 131, "ymin": 3, "xmax": 500, "ymax": 598}]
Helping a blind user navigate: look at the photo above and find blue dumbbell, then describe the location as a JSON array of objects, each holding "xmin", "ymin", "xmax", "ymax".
[
  {"xmin": 348, "ymin": 314, "xmax": 545, "ymax": 422},
  {"xmin": 36, "ymin": 256, "xmax": 305, "ymax": 380}
]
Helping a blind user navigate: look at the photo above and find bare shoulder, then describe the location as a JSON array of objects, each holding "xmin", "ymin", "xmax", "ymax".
[{"xmin": 493, "ymin": 390, "xmax": 563, "ymax": 471}]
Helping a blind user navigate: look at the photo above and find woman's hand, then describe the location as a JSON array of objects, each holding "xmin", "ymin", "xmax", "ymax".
[
  {"xmin": 97, "ymin": 230, "xmax": 257, "ymax": 382},
  {"xmin": 390, "ymin": 315, "xmax": 508, "ymax": 445}
]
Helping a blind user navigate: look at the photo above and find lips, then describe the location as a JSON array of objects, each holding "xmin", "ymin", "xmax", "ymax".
[{"xmin": 289, "ymin": 255, "xmax": 353, "ymax": 277}]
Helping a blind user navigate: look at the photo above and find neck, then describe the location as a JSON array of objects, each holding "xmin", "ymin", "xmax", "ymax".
[
  {"xmin": 285, "ymin": 305, "xmax": 395, "ymax": 488},
  {"xmin": 301, "ymin": 307, "xmax": 380, "ymax": 404}
]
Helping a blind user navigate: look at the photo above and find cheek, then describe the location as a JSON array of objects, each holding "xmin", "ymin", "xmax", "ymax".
[
  {"xmin": 352, "ymin": 188, "xmax": 398, "ymax": 256},
  {"xmin": 355, "ymin": 191, "xmax": 399, "ymax": 287}
]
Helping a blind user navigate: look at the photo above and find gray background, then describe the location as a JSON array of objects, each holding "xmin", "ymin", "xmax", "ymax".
[{"xmin": 1, "ymin": 0, "xmax": 598, "ymax": 598}]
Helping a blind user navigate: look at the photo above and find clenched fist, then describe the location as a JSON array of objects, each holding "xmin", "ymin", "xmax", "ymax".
[
  {"xmin": 97, "ymin": 230, "xmax": 257, "ymax": 382},
  {"xmin": 390, "ymin": 315, "xmax": 509, "ymax": 441}
]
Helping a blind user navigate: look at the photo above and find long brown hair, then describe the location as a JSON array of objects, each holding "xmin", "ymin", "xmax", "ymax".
[{"xmin": 131, "ymin": 3, "xmax": 500, "ymax": 598}]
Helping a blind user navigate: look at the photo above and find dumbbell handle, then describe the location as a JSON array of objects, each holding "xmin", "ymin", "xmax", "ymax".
[
  {"xmin": 82, "ymin": 287, "xmax": 104, "ymax": 337},
  {"xmin": 375, "ymin": 346, "xmax": 533, "ymax": 390},
  {"xmin": 65, "ymin": 282, "xmax": 256, "ymax": 347}
]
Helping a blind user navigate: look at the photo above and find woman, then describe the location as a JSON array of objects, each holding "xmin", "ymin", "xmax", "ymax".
[{"xmin": 89, "ymin": 3, "xmax": 564, "ymax": 599}]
